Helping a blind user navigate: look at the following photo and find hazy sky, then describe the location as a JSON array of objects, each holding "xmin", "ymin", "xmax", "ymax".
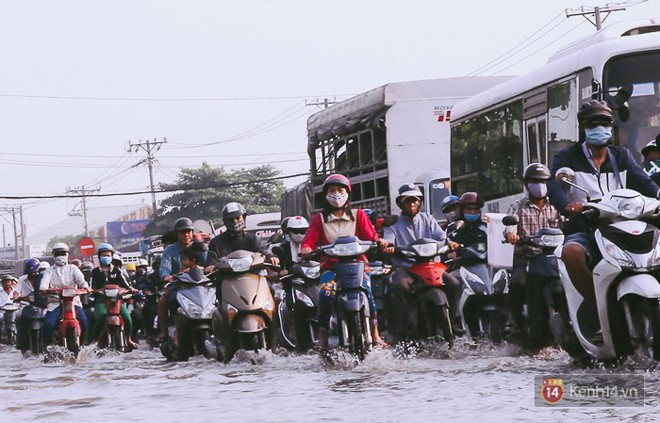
[{"xmin": 0, "ymin": 0, "xmax": 657, "ymax": 245}]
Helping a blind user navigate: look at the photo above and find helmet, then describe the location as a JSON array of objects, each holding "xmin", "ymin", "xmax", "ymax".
[
  {"xmin": 125, "ymin": 262, "xmax": 136, "ymax": 272},
  {"xmin": 441, "ymin": 195, "xmax": 460, "ymax": 212},
  {"xmin": 642, "ymin": 136, "xmax": 660, "ymax": 157},
  {"xmin": 1, "ymin": 274, "xmax": 17, "ymax": 283},
  {"xmin": 82, "ymin": 262, "xmax": 94, "ymax": 272},
  {"xmin": 286, "ymin": 216, "xmax": 309, "ymax": 231},
  {"xmin": 138, "ymin": 258, "xmax": 149, "ymax": 267},
  {"xmin": 39, "ymin": 261, "xmax": 51, "ymax": 271},
  {"xmin": 52, "ymin": 242, "xmax": 70, "ymax": 254},
  {"xmin": 97, "ymin": 242, "xmax": 114, "ymax": 255},
  {"xmin": 24, "ymin": 258, "xmax": 41, "ymax": 274},
  {"xmin": 112, "ymin": 252, "xmax": 123, "ymax": 263},
  {"xmin": 71, "ymin": 259, "xmax": 82, "ymax": 268},
  {"xmin": 322, "ymin": 174, "xmax": 351, "ymax": 193},
  {"xmin": 577, "ymin": 100, "xmax": 613, "ymax": 124},
  {"xmin": 395, "ymin": 183, "xmax": 423, "ymax": 205},
  {"xmin": 459, "ymin": 192, "xmax": 484, "ymax": 208},
  {"xmin": 174, "ymin": 217, "xmax": 194, "ymax": 232},
  {"xmin": 523, "ymin": 163, "xmax": 551, "ymax": 181},
  {"xmin": 280, "ymin": 217, "xmax": 291, "ymax": 232},
  {"xmin": 222, "ymin": 202, "xmax": 247, "ymax": 220}
]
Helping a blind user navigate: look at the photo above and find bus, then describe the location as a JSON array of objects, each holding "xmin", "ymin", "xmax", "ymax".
[{"xmin": 450, "ymin": 19, "xmax": 660, "ymax": 213}]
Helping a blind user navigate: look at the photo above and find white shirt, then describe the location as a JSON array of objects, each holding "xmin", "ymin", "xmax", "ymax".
[
  {"xmin": 40, "ymin": 264, "xmax": 89, "ymax": 311},
  {"xmin": 16, "ymin": 275, "xmax": 34, "ymax": 299},
  {"xmin": 0, "ymin": 288, "xmax": 18, "ymax": 307}
]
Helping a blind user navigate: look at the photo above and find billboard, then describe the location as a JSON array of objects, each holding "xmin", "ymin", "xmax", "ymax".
[{"xmin": 106, "ymin": 219, "xmax": 152, "ymax": 246}]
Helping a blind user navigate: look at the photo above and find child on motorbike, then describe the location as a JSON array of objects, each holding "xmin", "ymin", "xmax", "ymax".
[
  {"xmin": 300, "ymin": 174, "xmax": 389, "ymax": 348},
  {"xmin": 0, "ymin": 275, "xmax": 19, "ymax": 306}
]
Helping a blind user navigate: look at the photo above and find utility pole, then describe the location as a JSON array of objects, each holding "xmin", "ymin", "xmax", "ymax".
[
  {"xmin": 305, "ymin": 98, "xmax": 337, "ymax": 109},
  {"xmin": 67, "ymin": 186, "xmax": 100, "ymax": 236},
  {"xmin": 0, "ymin": 206, "xmax": 20, "ymax": 259},
  {"xmin": 566, "ymin": 4, "xmax": 627, "ymax": 30},
  {"xmin": 19, "ymin": 206, "xmax": 25, "ymax": 258},
  {"xmin": 127, "ymin": 138, "xmax": 167, "ymax": 217}
]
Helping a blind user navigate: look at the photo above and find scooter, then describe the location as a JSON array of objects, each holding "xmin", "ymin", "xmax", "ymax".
[
  {"xmin": 455, "ymin": 238, "xmax": 510, "ymax": 343},
  {"xmin": 277, "ymin": 259, "xmax": 321, "ymax": 351},
  {"xmin": 212, "ymin": 251, "xmax": 276, "ymax": 363},
  {"xmin": 553, "ymin": 167, "xmax": 660, "ymax": 362},
  {"xmin": 94, "ymin": 284, "xmax": 135, "ymax": 352},
  {"xmin": 47, "ymin": 287, "xmax": 88, "ymax": 355},
  {"xmin": 161, "ymin": 270, "xmax": 217, "ymax": 361},
  {"xmin": 316, "ymin": 236, "xmax": 376, "ymax": 360},
  {"xmin": 502, "ymin": 216, "xmax": 566, "ymax": 348},
  {"xmin": 0, "ymin": 301, "xmax": 20, "ymax": 345},
  {"xmin": 19, "ymin": 294, "xmax": 45, "ymax": 354},
  {"xmin": 394, "ymin": 238, "xmax": 455, "ymax": 346}
]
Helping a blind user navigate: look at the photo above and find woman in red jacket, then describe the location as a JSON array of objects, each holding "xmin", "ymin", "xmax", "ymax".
[{"xmin": 301, "ymin": 174, "xmax": 388, "ymax": 348}]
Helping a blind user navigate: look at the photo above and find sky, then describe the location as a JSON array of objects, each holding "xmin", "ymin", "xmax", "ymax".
[{"xmin": 0, "ymin": 0, "xmax": 658, "ymax": 246}]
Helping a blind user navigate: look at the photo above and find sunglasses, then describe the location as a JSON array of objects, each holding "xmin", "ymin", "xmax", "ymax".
[{"xmin": 289, "ymin": 228, "xmax": 307, "ymax": 235}]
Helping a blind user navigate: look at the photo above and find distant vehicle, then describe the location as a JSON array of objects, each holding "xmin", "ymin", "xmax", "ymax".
[{"xmin": 213, "ymin": 212, "xmax": 281, "ymax": 244}]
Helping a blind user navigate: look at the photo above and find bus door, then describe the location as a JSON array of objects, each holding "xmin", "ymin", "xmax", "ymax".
[{"xmin": 525, "ymin": 116, "xmax": 547, "ymax": 166}]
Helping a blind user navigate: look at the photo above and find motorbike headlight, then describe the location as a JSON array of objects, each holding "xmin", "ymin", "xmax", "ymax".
[
  {"xmin": 104, "ymin": 288, "xmax": 119, "ymax": 298},
  {"xmin": 412, "ymin": 243, "xmax": 438, "ymax": 257},
  {"xmin": 611, "ymin": 195, "xmax": 644, "ymax": 219},
  {"xmin": 61, "ymin": 288, "xmax": 77, "ymax": 298},
  {"xmin": 301, "ymin": 265, "xmax": 321, "ymax": 279},
  {"xmin": 540, "ymin": 234, "xmax": 565, "ymax": 248},
  {"xmin": 294, "ymin": 290, "xmax": 314, "ymax": 307},
  {"xmin": 228, "ymin": 256, "xmax": 253, "ymax": 272},
  {"xmin": 603, "ymin": 238, "xmax": 634, "ymax": 268},
  {"xmin": 331, "ymin": 242, "xmax": 369, "ymax": 256}
]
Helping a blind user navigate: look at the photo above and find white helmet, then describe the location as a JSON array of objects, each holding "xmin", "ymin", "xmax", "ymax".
[
  {"xmin": 39, "ymin": 261, "xmax": 51, "ymax": 271},
  {"xmin": 138, "ymin": 258, "xmax": 149, "ymax": 267},
  {"xmin": 52, "ymin": 242, "xmax": 70, "ymax": 255},
  {"xmin": 286, "ymin": 216, "xmax": 309, "ymax": 231}
]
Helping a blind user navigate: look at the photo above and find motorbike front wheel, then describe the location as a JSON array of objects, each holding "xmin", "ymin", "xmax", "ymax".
[
  {"xmin": 239, "ymin": 331, "xmax": 266, "ymax": 352},
  {"xmin": 65, "ymin": 327, "xmax": 80, "ymax": 356},
  {"xmin": 195, "ymin": 329, "xmax": 214, "ymax": 359},
  {"xmin": 29, "ymin": 329, "xmax": 43, "ymax": 354},
  {"xmin": 484, "ymin": 310, "xmax": 504, "ymax": 344},
  {"xmin": 347, "ymin": 311, "xmax": 366, "ymax": 360},
  {"xmin": 109, "ymin": 326, "xmax": 126, "ymax": 352},
  {"xmin": 437, "ymin": 305, "xmax": 454, "ymax": 348}
]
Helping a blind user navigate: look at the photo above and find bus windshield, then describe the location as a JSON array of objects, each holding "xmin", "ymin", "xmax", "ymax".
[{"xmin": 604, "ymin": 50, "xmax": 660, "ymax": 161}]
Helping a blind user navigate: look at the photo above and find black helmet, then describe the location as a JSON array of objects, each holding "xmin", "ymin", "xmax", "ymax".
[
  {"xmin": 458, "ymin": 192, "xmax": 484, "ymax": 208},
  {"xmin": 174, "ymin": 217, "xmax": 194, "ymax": 232},
  {"xmin": 523, "ymin": 163, "xmax": 551, "ymax": 181},
  {"xmin": 641, "ymin": 135, "xmax": 660, "ymax": 157},
  {"xmin": 222, "ymin": 202, "xmax": 247, "ymax": 220},
  {"xmin": 577, "ymin": 100, "xmax": 613, "ymax": 124}
]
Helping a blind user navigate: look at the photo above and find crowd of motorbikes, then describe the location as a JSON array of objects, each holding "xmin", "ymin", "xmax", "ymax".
[{"xmin": 1, "ymin": 170, "xmax": 659, "ymax": 366}]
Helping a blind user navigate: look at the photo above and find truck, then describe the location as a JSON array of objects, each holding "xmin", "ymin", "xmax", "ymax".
[{"xmin": 304, "ymin": 76, "xmax": 512, "ymax": 220}]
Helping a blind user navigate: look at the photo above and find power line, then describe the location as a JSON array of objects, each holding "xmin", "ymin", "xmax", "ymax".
[
  {"xmin": 0, "ymin": 93, "xmax": 356, "ymax": 102},
  {"xmin": 127, "ymin": 138, "xmax": 167, "ymax": 215}
]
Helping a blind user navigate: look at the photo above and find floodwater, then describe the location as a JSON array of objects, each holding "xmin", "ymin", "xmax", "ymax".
[{"xmin": 0, "ymin": 340, "xmax": 658, "ymax": 422}]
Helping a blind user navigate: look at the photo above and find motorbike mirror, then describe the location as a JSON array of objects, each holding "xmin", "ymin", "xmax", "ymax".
[
  {"xmin": 501, "ymin": 215, "xmax": 518, "ymax": 226},
  {"xmin": 612, "ymin": 84, "xmax": 633, "ymax": 105},
  {"xmin": 447, "ymin": 220, "xmax": 465, "ymax": 234},
  {"xmin": 555, "ymin": 167, "xmax": 575, "ymax": 184},
  {"xmin": 617, "ymin": 101, "xmax": 630, "ymax": 122}
]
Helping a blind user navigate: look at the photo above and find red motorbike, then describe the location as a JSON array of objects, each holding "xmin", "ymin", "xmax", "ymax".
[
  {"xmin": 47, "ymin": 287, "xmax": 88, "ymax": 355},
  {"xmin": 394, "ymin": 238, "xmax": 455, "ymax": 346},
  {"xmin": 94, "ymin": 284, "xmax": 135, "ymax": 352}
]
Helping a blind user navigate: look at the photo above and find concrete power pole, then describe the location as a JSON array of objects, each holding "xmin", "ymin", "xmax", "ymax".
[
  {"xmin": 0, "ymin": 206, "xmax": 20, "ymax": 259},
  {"xmin": 127, "ymin": 138, "xmax": 167, "ymax": 217},
  {"xmin": 566, "ymin": 4, "xmax": 627, "ymax": 30},
  {"xmin": 305, "ymin": 98, "xmax": 337, "ymax": 109},
  {"xmin": 67, "ymin": 186, "xmax": 100, "ymax": 236}
]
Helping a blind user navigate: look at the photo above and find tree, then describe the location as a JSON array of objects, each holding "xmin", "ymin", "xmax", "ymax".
[{"xmin": 144, "ymin": 163, "xmax": 285, "ymax": 235}]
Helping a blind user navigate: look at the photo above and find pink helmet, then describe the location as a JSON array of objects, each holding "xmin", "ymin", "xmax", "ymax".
[{"xmin": 322, "ymin": 174, "xmax": 351, "ymax": 193}]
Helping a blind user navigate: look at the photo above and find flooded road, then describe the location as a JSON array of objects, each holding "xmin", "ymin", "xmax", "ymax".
[{"xmin": 1, "ymin": 340, "xmax": 658, "ymax": 422}]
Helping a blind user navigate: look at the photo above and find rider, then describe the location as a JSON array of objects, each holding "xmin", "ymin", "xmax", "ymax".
[
  {"xmin": 504, "ymin": 163, "xmax": 562, "ymax": 339},
  {"xmin": 440, "ymin": 195, "xmax": 461, "ymax": 230},
  {"xmin": 641, "ymin": 134, "xmax": 660, "ymax": 185},
  {"xmin": 300, "ymin": 174, "xmax": 388, "ymax": 348},
  {"xmin": 39, "ymin": 261, "xmax": 50, "ymax": 274},
  {"xmin": 448, "ymin": 192, "xmax": 488, "ymax": 251},
  {"xmin": 547, "ymin": 100, "xmax": 659, "ymax": 341},
  {"xmin": 39, "ymin": 243, "xmax": 91, "ymax": 345},
  {"xmin": 273, "ymin": 215, "xmax": 309, "ymax": 274},
  {"xmin": 0, "ymin": 275, "xmax": 19, "ymax": 306},
  {"xmin": 382, "ymin": 184, "xmax": 463, "ymax": 339},
  {"xmin": 90, "ymin": 243, "xmax": 139, "ymax": 349},
  {"xmin": 15, "ymin": 258, "xmax": 47, "ymax": 350}
]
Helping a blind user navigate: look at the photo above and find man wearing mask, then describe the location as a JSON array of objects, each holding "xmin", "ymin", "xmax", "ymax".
[
  {"xmin": 547, "ymin": 100, "xmax": 659, "ymax": 342},
  {"xmin": 16, "ymin": 258, "xmax": 47, "ymax": 351},
  {"xmin": 505, "ymin": 163, "xmax": 562, "ymax": 342},
  {"xmin": 641, "ymin": 134, "xmax": 660, "ymax": 185},
  {"xmin": 40, "ymin": 243, "xmax": 90, "ymax": 345}
]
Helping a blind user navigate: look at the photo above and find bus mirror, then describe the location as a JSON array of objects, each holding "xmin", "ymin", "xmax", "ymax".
[
  {"xmin": 502, "ymin": 216, "xmax": 518, "ymax": 226},
  {"xmin": 613, "ymin": 84, "xmax": 633, "ymax": 105},
  {"xmin": 555, "ymin": 167, "xmax": 575, "ymax": 184}
]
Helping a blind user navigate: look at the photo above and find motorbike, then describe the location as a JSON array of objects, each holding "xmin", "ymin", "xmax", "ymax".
[
  {"xmin": 369, "ymin": 260, "xmax": 392, "ymax": 333},
  {"xmin": 502, "ymin": 216, "xmax": 566, "ymax": 348},
  {"xmin": 0, "ymin": 301, "xmax": 20, "ymax": 345},
  {"xmin": 392, "ymin": 238, "xmax": 456, "ymax": 346},
  {"xmin": 454, "ymin": 236, "xmax": 510, "ymax": 343},
  {"xmin": 93, "ymin": 284, "xmax": 135, "ymax": 352},
  {"xmin": 553, "ymin": 167, "xmax": 660, "ymax": 362},
  {"xmin": 277, "ymin": 259, "xmax": 321, "ymax": 351},
  {"xmin": 19, "ymin": 294, "xmax": 45, "ymax": 354},
  {"xmin": 161, "ymin": 271, "xmax": 217, "ymax": 361},
  {"xmin": 212, "ymin": 251, "xmax": 276, "ymax": 363},
  {"xmin": 46, "ymin": 287, "xmax": 88, "ymax": 355},
  {"xmin": 315, "ymin": 236, "xmax": 376, "ymax": 360}
]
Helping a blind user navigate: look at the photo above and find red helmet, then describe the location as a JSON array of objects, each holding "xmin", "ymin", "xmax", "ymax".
[
  {"xmin": 458, "ymin": 192, "xmax": 484, "ymax": 208},
  {"xmin": 322, "ymin": 174, "xmax": 351, "ymax": 193}
]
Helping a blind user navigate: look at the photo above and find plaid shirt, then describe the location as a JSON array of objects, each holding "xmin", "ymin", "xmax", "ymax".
[{"xmin": 505, "ymin": 196, "xmax": 563, "ymax": 258}]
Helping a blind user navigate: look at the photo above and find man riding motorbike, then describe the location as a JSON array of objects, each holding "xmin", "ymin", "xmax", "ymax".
[
  {"xmin": 440, "ymin": 195, "xmax": 461, "ymax": 230},
  {"xmin": 15, "ymin": 258, "xmax": 47, "ymax": 350}
]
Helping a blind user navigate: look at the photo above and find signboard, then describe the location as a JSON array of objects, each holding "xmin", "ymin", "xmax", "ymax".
[
  {"xmin": 78, "ymin": 237, "xmax": 96, "ymax": 257},
  {"xmin": 107, "ymin": 219, "xmax": 152, "ymax": 246}
]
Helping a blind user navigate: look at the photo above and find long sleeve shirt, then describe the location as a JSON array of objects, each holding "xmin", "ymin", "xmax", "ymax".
[
  {"xmin": 383, "ymin": 212, "xmax": 447, "ymax": 269},
  {"xmin": 40, "ymin": 264, "xmax": 89, "ymax": 311}
]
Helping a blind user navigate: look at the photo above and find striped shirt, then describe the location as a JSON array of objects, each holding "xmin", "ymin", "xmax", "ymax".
[{"xmin": 505, "ymin": 196, "xmax": 563, "ymax": 257}]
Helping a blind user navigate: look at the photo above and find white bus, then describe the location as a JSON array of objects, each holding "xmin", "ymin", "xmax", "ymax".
[{"xmin": 450, "ymin": 19, "xmax": 660, "ymax": 213}]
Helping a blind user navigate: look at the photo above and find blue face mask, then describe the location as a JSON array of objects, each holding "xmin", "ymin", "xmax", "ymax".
[
  {"xmin": 100, "ymin": 256, "xmax": 112, "ymax": 266},
  {"xmin": 585, "ymin": 126, "xmax": 612, "ymax": 146},
  {"xmin": 464, "ymin": 213, "xmax": 481, "ymax": 222}
]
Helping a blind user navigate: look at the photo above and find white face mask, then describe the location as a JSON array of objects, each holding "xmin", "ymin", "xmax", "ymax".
[
  {"xmin": 527, "ymin": 182, "xmax": 548, "ymax": 199},
  {"xmin": 326, "ymin": 192, "xmax": 348, "ymax": 208},
  {"xmin": 54, "ymin": 255, "xmax": 68, "ymax": 266},
  {"xmin": 290, "ymin": 233, "xmax": 305, "ymax": 244}
]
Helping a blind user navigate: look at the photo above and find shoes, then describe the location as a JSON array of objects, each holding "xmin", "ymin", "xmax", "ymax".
[{"xmin": 452, "ymin": 323, "xmax": 466, "ymax": 336}]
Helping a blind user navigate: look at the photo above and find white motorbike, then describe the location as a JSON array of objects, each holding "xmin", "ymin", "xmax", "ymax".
[{"xmin": 554, "ymin": 167, "xmax": 660, "ymax": 362}]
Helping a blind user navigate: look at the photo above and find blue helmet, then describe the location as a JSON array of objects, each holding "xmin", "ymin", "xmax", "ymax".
[
  {"xmin": 441, "ymin": 195, "xmax": 460, "ymax": 212},
  {"xmin": 24, "ymin": 257, "xmax": 41, "ymax": 274},
  {"xmin": 97, "ymin": 243, "xmax": 114, "ymax": 256}
]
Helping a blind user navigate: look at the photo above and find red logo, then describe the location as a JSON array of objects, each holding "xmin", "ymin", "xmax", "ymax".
[
  {"xmin": 541, "ymin": 378, "xmax": 565, "ymax": 404},
  {"xmin": 436, "ymin": 110, "xmax": 451, "ymax": 122}
]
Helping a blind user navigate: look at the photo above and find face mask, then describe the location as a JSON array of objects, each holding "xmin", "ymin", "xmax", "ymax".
[
  {"xmin": 444, "ymin": 210, "xmax": 460, "ymax": 223},
  {"xmin": 225, "ymin": 219, "xmax": 246, "ymax": 232},
  {"xmin": 527, "ymin": 182, "xmax": 547, "ymax": 199},
  {"xmin": 326, "ymin": 192, "xmax": 348, "ymax": 208},
  {"xmin": 100, "ymin": 256, "xmax": 112, "ymax": 266},
  {"xmin": 290, "ymin": 233, "xmax": 305, "ymax": 244},
  {"xmin": 463, "ymin": 213, "xmax": 481, "ymax": 222},
  {"xmin": 644, "ymin": 160, "xmax": 660, "ymax": 176},
  {"xmin": 54, "ymin": 256, "xmax": 68, "ymax": 266},
  {"xmin": 585, "ymin": 126, "xmax": 612, "ymax": 146}
]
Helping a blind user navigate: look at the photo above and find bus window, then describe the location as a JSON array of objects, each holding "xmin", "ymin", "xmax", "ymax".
[
  {"xmin": 428, "ymin": 179, "xmax": 450, "ymax": 221},
  {"xmin": 527, "ymin": 122, "xmax": 539, "ymax": 163},
  {"xmin": 547, "ymin": 78, "xmax": 578, "ymax": 166}
]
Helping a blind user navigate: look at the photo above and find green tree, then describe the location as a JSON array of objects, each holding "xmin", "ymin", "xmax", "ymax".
[{"xmin": 145, "ymin": 163, "xmax": 285, "ymax": 235}]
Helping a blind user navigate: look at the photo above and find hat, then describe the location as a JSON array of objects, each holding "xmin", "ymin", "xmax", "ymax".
[
  {"xmin": 642, "ymin": 135, "xmax": 660, "ymax": 157},
  {"xmin": 395, "ymin": 183, "xmax": 423, "ymax": 205}
]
